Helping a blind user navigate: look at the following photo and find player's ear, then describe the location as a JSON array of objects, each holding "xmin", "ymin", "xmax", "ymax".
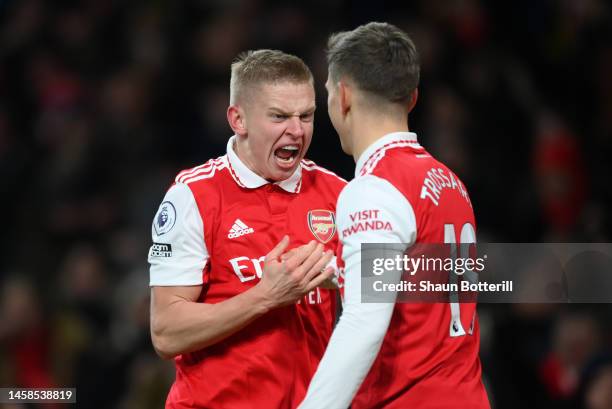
[
  {"xmin": 407, "ymin": 88, "xmax": 418, "ymax": 114},
  {"xmin": 339, "ymin": 80, "xmax": 351, "ymax": 117},
  {"xmin": 227, "ymin": 105, "xmax": 247, "ymax": 136}
]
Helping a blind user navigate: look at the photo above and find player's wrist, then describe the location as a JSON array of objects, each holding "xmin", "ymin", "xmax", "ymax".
[{"xmin": 248, "ymin": 284, "xmax": 278, "ymax": 314}]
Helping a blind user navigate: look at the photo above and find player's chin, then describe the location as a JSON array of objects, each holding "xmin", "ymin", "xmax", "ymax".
[{"xmin": 269, "ymin": 166, "xmax": 296, "ymax": 182}]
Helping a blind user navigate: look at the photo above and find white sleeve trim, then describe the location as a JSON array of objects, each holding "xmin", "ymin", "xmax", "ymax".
[
  {"xmin": 148, "ymin": 183, "xmax": 209, "ymax": 286},
  {"xmin": 299, "ymin": 175, "xmax": 417, "ymax": 409}
]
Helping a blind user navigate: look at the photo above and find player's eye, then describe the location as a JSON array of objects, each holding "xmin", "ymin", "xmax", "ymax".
[
  {"xmin": 271, "ymin": 113, "xmax": 288, "ymax": 121},
  {"xmin": 300, "ymin": 112, "xmax": 314, "ymax": 122}
]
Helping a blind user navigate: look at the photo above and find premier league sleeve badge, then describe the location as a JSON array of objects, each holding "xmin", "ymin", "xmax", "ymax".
[{"xmin": 154, "ymin": 201, "xmax": 177, "ymax": 236}]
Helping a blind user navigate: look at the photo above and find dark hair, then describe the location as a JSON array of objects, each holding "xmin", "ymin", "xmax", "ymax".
[
  {"xmin": 327, "ymin": 22, "xmax": 420, "ymax": 104},
  {"xmin": 230, "ymin": 49, "xmax": 313, "ymax": 104}
]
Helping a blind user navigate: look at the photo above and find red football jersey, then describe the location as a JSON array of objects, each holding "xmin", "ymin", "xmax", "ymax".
[
  {"xmin": 351, "ymin": 132, "xmax": 489, "ymax": 408},
  {"xmin": 148, "ymin": 136, "xmax": 346, "ymax": 408}
]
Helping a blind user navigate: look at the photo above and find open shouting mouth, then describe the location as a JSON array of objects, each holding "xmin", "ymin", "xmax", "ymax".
[{"xmin": 274, "ymin": 144, "xmax": 300, "ymax": 168}]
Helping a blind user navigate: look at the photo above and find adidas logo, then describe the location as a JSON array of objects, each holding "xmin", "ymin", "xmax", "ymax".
[{"xmin": 228, "ymin": 219, "xmax": 255, "ymax": 239}]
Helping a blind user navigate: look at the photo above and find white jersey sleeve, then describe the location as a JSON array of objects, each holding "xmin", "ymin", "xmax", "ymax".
[
  {"xmin": 299, "ymin": 175, "xmax": 416, "ymax": 409},
  {"xmin": 148, "ymin": 182, "xmax": 209, "ymax": 286}
]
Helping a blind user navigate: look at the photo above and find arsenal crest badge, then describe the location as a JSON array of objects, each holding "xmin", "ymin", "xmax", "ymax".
[{"xmin": 307, "ymin": 210, "xmax": 336, "ymax": 243}]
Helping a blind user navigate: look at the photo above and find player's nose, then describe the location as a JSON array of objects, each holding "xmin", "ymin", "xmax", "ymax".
[{"xmin": 286, "ymin": 116, "xmax": 305, "ymax": 138}]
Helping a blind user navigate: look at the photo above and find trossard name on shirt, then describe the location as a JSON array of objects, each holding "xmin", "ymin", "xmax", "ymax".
[{"xmin": 419, "ymin": 167, "xmax": 471, "ymax": 207}]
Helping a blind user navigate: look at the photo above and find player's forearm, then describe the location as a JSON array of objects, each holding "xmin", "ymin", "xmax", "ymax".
[
  {"xmin": 299, "ymin": 303, "xmax": 393, "ymax": 408},
  {"xmin": 151, "ymin": 287, "xmax": 274, "ymax": 359},
  {"xmin": 300, "ymin": 242, "xmax": 403, "ymax": 408}
]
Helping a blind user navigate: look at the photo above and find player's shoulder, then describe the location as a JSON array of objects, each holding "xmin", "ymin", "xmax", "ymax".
[
  {"xmin": 369, "ymin": 147, "xmax": 431, "ymax": 176},
  {"xmin": 174, "ymin": 155, "xmax": 229, "ymax": 186},
  {"xmin": 300, "ymin": 159, "xmax": 347, "ymax": 188},
  {"xmin": 339, "ymin": 174, "xmax": 403, "ymax": 206},
  {"xmin": 374, "ymin": 148, "xmax": 466, "ymax": 189}
]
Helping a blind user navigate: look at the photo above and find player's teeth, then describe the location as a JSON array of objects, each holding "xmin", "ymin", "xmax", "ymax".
[{"xmin": 276, "ymin": 155, "xmax": 294, "ymax": 163}]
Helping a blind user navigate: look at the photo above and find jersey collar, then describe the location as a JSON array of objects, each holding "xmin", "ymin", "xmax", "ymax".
[
  {"xmin": 355, "ymin": 131, "xmax": 420, "ymax": 177},
  {"xmin": 226, "ymin": 135, "xmax": 302, "ymax": 193}
]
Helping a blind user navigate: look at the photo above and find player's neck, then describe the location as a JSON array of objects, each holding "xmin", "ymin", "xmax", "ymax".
[{"xmin": 350, "ymin": 115, "xmax": 410, "ymax": 163}]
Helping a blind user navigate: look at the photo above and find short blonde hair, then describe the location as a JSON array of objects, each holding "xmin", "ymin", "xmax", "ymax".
[{"xmin": 229, "ymin": 49, "xmax": 313, "ymax": 105}]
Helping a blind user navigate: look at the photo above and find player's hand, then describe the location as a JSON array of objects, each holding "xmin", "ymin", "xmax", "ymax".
[
  {"xmin": 281, "ymin": 247, "xmax": 338, "ymax": 289},
  {"xmin": 256, "ymin": 236, "xmax": 334, "ymax": 307}
]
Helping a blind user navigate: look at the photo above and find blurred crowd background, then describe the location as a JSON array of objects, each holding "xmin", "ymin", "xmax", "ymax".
[{"xmin": 1, "ymin": 0, "xmax": 612, "ymax": 408}]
